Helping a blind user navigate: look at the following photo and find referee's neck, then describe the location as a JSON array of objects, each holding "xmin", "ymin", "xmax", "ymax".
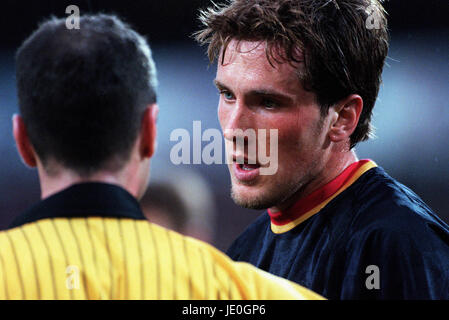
[{"xmin": 36, "ymin": 158, "xmax": 148, "ymax": 201}]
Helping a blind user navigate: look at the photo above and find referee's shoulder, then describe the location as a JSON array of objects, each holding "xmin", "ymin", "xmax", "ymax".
[
  {"xmin": 0, "ymin": 219, "xmax": 46, "ymax": 244},
  {"xmin": 148, "ymin": 222, "xmax": 323, "ymax": 300}
]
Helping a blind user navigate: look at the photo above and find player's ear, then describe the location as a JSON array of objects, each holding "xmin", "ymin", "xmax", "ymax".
[
  {"xmin": 12, "ymin": 114, "xmax": 37, "ymax": 168},
  {"xmin": 139, "ymin": 104, "xmax": 159, "ymax": 159},
  {"xmin": 328, "ymin": 94, "xmax": 363, "ymax": 143}
]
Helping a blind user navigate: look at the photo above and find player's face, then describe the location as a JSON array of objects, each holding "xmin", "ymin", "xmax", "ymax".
[{"xmin": 216, "ymin": 40, "xmax": 331, "ymax": 210}]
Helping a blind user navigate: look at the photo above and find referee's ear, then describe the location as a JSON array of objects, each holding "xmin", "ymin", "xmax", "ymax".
[
  {"xmin": 139, "ymin": 104, "xmax": 159, "ymax": 159},
  {"xmin": 12, "ymin": 114, "xmax": 37, "ymax": 168}
]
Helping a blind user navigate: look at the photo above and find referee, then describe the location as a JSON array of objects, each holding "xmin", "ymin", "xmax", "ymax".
[{"xmin": 0, "ymin": 14, "xmax": 322, "ymax": 300}]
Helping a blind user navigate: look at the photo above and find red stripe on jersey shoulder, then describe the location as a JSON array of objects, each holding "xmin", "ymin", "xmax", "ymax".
[{"xmin": 268, "ymin": 159, "xmax": 373, "ymax": 226}]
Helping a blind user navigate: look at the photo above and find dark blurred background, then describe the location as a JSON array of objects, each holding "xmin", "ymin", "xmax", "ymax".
[{"xmin": 0, "ymin": 0, "xmax": 448, "ymax": 251}]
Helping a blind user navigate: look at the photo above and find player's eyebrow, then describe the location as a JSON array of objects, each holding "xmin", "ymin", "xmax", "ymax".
[
  {"xmin": 249, "ymin": 89, "xmax": 294, "ymax": 103},
  {"xmin": 214, "ymin": 79, "xmax": 294, "ymax": 104},
  {"xmin": 213, "ymin": 79, "xmax": 229, "ymax": 91}
]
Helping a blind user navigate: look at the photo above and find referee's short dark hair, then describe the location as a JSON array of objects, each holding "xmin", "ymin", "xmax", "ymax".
[{"xmin": 16, "ymin": 14, "xmax": 157, "ymax": 176}]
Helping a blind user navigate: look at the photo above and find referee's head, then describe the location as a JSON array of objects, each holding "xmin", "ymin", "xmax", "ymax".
[{"xmin": 13, "ymin": 14, "xmax": 158, "ymax": 199}]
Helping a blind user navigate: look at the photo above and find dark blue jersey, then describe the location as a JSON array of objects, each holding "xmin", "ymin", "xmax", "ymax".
[{"xmin": 227, "ymin": 162, "xmax": 449, "ymax": 299}]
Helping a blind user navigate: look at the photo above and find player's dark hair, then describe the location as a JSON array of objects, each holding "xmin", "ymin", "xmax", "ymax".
[
  {"xmin": 195, "ymin": 0, "xmax": 389, "ymax": 148},
  {"xmin": 16, "ymin": 14, "xmax": 157, "ymax": 176}
]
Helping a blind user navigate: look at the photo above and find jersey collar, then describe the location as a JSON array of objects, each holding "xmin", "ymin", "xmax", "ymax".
[
  {"xmin": 268, "ymin": 159, "xmax": 377, "ymax": 234},
  {"xmin": 9, "ymin": 182, "xmax": 146, "ymax": 229}
]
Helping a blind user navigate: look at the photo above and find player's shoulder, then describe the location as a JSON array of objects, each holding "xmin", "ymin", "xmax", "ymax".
[
  {"xmin": 347, "ymin": 166, "xmax": 449, "ymax": 248},
  {"xmin": 237, "ymin": 212, "xmax": 270, "ymax": 240},
  {"xmin": 226, "ymin": 212, "xmax": 270, "ymax": 259}
]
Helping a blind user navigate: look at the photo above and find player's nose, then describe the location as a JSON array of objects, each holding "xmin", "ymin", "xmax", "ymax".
[{"xmin": 222, "ymin": 101, "xmax": 253, "ymax": 141}]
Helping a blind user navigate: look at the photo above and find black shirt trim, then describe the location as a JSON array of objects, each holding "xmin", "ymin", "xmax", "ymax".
[{"xmin": 9, "ymin": 182, "xmax": 146, "ymax": 229}]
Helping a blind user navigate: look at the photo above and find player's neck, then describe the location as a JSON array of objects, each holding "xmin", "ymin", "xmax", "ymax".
[{"xmin": 270, "ymin": 151, "xmax": 358, "ymax": 213}]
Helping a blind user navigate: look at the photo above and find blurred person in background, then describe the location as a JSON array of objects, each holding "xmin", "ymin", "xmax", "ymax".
[
  {"xmin": 141, "ymin": 169, "xmax": 216, "ymax": 243},
  {"xmin": 0, "ymin": 13, "xmax": 323, "ymax": 300},
  {"xmin": 196, "ymin": 0, "xmax": 449, "ymax": 299},
  {"xmin": 141, "ymin": 183, "xmax": 189, "ymax": 233}
]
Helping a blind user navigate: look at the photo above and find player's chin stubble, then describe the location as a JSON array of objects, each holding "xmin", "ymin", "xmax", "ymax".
[
  {"xmin": 230, "ymin": 181, "xmax": 293, "ymax": 211},
  {"xmin": 229, "ymin": 171, "xmax": 309, "ymax": 211},
  {"xmin": 231, "ymin": 186, "xmax": 272, "ymax": 210},
  {"xmin": 230, "ymin": 186, "xmax": 273, "ymax": 210}
]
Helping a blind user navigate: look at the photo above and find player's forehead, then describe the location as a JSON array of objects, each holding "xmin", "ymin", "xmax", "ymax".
[
  {"xmin": 221, "ymin": 40, "xmax": 266, "ymax": 63},
  {"xmin": 221, "ymin": 39, "xmax": 303, "ymax": 63},
  {"xmin": 217, "ymin": 39, "xmax": 303, "ymax": 94}
]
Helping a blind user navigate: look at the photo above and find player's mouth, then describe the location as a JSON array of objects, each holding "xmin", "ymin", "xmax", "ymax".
[{"xmin": 232, "ymin": 157, "xmax": 261, "ymax": 182}]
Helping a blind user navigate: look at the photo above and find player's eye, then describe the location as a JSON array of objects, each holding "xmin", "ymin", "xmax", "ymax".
[
  {"xmin": 220, "ymin": 90, "xmax": 235, "ymax": 101},
  {"xmin": 262, "ymin": 98, "xmax": 279, "ymax": 109}
]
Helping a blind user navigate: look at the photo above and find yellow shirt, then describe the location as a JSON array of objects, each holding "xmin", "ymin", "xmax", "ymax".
[{"xmin": 0, "ymin": 183, "xmax": 323, "ymax": 300}]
